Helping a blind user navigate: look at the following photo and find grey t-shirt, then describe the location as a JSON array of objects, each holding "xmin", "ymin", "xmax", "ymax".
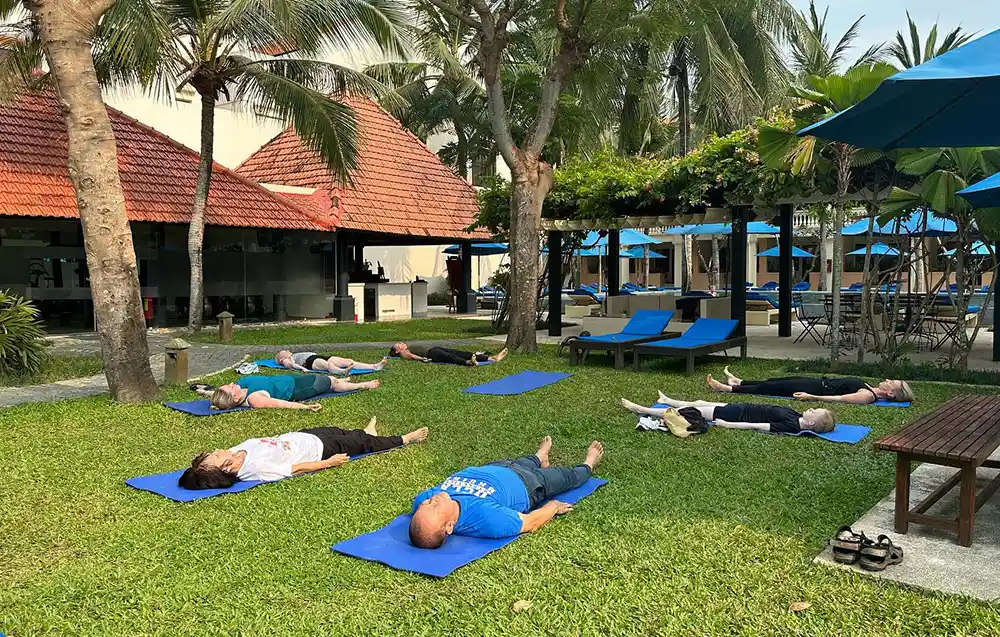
[{"xmin": 291, "ymin": 352, "xmax": 318, "ymax": 366}]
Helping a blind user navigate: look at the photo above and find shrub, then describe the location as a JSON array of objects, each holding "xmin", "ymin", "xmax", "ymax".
[
  {"xmin": 427, "ymin": 291, "xmax": 450, "ymax": 306},
  {"xmin": 0, "ymin": 290, "xmax": 49, "ymax": 380}
]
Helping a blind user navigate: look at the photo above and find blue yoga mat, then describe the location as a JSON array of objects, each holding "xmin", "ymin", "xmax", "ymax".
[
  {"xmin": 755, "ymin": 394, "xmax": 909, "ymax": 408},
  {"xmin": 126, "ymin": 449, "xmax": 396, "ymax": 502},
  {"xmin": 649, "ymin": 404, "xmax": 871, "ymax": 444},
  {"xmin": 253, "ymin": 360, "xmax": 377, "ymax": 375},
  {"xmin": 331, "ymin": 477, "xmax": 608, "ymax": 577},
  {"xmin": 462, "ymin": 370, "xmax": 571, "ymax": 395},
  {"xmin": 164, "ymin": 390, "xmax": 360, "ymax": 416}
]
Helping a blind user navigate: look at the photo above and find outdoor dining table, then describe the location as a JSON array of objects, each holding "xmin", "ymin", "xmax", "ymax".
[{"xmin": 875, "ymin": 394, "xmax": 1000, "ymax": 547}]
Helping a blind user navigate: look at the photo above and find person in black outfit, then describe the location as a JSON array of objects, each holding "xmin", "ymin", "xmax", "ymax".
[
  {"xmin": 389, "ymin": 342, "xmax": 508, "ymax": 366},
  {"xmin": 706, "ymin": 366, "xmax": 914, "ymax": 405},
  {"xmin": 621, "ymin": 393, "xmax": 835, "ymax": 434}
]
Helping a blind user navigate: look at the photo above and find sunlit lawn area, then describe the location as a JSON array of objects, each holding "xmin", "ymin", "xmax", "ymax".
[
  {"xmin": 0, "ymin": 354, "xmax": 104, "ymax": 388},
  {"xmin": 184, "ymin": 317, "xmax": 502, "ymax": 346},
  {"xmin": 1, "ymin": 349, "xmax": 998, "ymax": 636}
]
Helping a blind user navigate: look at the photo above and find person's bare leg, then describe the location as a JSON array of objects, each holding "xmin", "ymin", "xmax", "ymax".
[
  {"xmin": 707, "ymin": 374, "xmax": 734, "ymax": 393},
  {"xmin": 489, "ymin": 348, "xmax": 508, "ymax": 363},
  {"xmin": 347, "ymin": 356, "xmax": 389, "ymax": 371},
  {"xmin": 314, "ymin": 358, "xmax": 352, "ymax": 376},
  {"xmin": 653, "ymin": 394, "xmax": 722, "ymax": 420},
  {"xmin": 332, "ymin": 378, "xmax": 381, "ymax": 392},
  {"xmin": 723, "ymin": 366, "xmax": 742, "ymax": 386},
  {"xmin": 364, "ymin": 416, "xmax": 378, "ymax": 435},
  {"xmin": 536, "ymin": 435, "xmax": 552, "ymax": 468},
  {"xmin": 403, "ymin": 427, "xmax": 429, "ymax": 444},
  {"xmin": 621, "ymin": 398, "xmax": 668, "ymax": 418},
  {"xmin": 584, "ymin": 441, "xmax": 604, "ymax": 470}
]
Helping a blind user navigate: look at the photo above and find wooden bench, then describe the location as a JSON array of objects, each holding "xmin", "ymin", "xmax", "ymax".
[{"xmin": 874, "ymin": 394, "xmax": 1000, "ymax": 546}]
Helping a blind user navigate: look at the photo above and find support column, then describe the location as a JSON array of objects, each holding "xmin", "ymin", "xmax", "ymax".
[
  {"xmin": 994, "ymin": 242, "xmax": 1000, "ymax": 362},
  {"xmin": 332, "ymin": 233, "xmax": 354, "ymax": 321},
  {"xmin": 548, "ymin": 230, "xmax": 563, "ymax": 336},
  {"xmin": 607, "ymin": 229, "xmax": 621, "ymax": 295},
  {"xmin": 730, "ymin": 206, "xmax": 748, "ymax": 337},
  {"xmin": 778, "ymin": 203, "xmax": 793, "ymax": 337},
  {"xmin": 457, "ymin": 240, "xmax": 476, "ymax": 313},
  {"xmin": 353, "ymin": 239, "xmax": 365, "ymax": 276}
]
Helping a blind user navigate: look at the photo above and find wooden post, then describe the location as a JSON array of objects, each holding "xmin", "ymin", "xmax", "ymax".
[
  {"xmin": 216, "ymin": 311, "xmax": 234, "ymax": 343},
  {"xmin": 730, "ymin": 206, "xmax": 748, "ymax": 337},
  {"xmin": 457, "ymin": 240, "xmax": 476, "ymax": 313},
  {"xmin": 778, "ymin": 204, "xmax": 793, "ymax": 337},
  {"xmin": 164, "ymin": 338, "xmax": 190, "ymax": 386},
  {"xmin": 894, "ymin": 453, "xmax": 911, "ymax": 534},
  {"xmin": 608, "ymin": 229, "xmax": 621, "ymax": 296},
  {"xmin": 548, "ymin": 230, "xmax": 563, "ymax": 336}
]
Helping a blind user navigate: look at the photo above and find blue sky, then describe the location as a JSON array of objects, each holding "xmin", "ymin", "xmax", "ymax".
[{"xmin": 790, "ymin": 0, "xmax": 999, "ymax": 57}]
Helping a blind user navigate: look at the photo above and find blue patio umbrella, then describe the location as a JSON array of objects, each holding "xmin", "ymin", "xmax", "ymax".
[
  {"xmin": 847, "ymin": 243, "xmax": 899, "ymax": 256},
  {"xmin": 841, "ymin": 209, "xmax": 957, "ymax": 237},
  {"xmin": 799, "ymin": 29, "xmax": 1000, "ymax": 149},
  {"xmin": 944, "ymin": 241, "xmax": 992, "ymax": 256},
  {"xmin": 757, "ymin": 245, "xmax": 814, "ymax": 258},
  {"xmin": 583, "ymin": 229, "xmax": 662, "ymax": 247},
  {"xmin": 661, "ymin": 222, "xmax": 780, "ymax": 235},
  {"xmin": 621, "ymin": 247, "xmax": 667, "ymax": 259},
  {"xmin": 959, "ymin": 171, "xmax": 1000, "ymax": 208},
  {"xmin": 442, "ymin": 242, "xmax": 509, "ymax": 256}
]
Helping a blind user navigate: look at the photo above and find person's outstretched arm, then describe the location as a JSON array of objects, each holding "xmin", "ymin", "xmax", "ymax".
[
  {"xmin": 519, "ymin": 501, "xmax": 573, "ymax": 533},
  {"xmin": 793, "ymin": 390, "xmax": 872, "ymax": 405},
  {"xmin": 398, "ymin": 350, "xmax": 428, "ymax": 361},
  {"xmin": 246, "ymin": 393, "xmax": 322, "ymax": 411},
  {"xmin": 291, "ymin": 454, "xmax": 348, "ymax": 475},
  {"xmin": 713, "ymin": 419, "xmax": 770, "ymax": 431}
]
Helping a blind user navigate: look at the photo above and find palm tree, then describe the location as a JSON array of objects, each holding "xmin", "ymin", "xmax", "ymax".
[
  {"xmin": 96, "ymin": 0, "xmax": 405, "ymax": 329},
  {"xmin": 789, "ymin": 1, "xmax": 885, "ymax": 78},
  {"xmin": 888, "ymin": 13, "xmax": 975, "ymax": 69},
  {"xmin": 759, "ymin": 63, "xmax": 897, "ymax": 362}
]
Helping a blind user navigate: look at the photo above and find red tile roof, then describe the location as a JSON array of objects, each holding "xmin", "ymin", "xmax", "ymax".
[
  {"xmin": 0, "ymin": 91, "xmax": 328, "ymax": 231},
  {"xmin": 236, "ymin": 97, "xmax": 487, "ymax": 240}
]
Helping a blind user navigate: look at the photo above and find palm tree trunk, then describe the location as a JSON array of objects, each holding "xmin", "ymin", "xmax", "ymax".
[
  {"xmin": 618, "ymin": 42, "xmax": 649, "ymax": 155},
  {"xmin": 29, "ymin": 0, "xmax": 158, "ymax": 402},
  {"xmin": 672, "ymin": 41, "xmax": 694, "ymax": 292},
  {"xmin": 188, "ymin": 92, "xmax": 216, "ymax": 330},
  {"xmin": 710, "ymin": 236, "xmax": 721, "ymax": 289},
  {"xmin": 829, "ymin": 144, "xmax": 853, "ymax": 363},
  {"xmin": 455, "ymin": 124, "xmax": 470, "ymax": 181},
  {"xmin": 857, "ymin": 207, "xmax": 876, "ymax": 363}
]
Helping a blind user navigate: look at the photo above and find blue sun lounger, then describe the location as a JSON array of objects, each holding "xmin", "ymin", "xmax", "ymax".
[
  {"xmin": 632, "ymin": 317, "xmax": 746, "ymax": 375},
  {"xmin": 568, "ymin": 309, "xmax": 677, "ymax": 369}
]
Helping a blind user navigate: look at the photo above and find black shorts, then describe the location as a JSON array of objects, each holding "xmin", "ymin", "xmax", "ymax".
[{"xmin": 302, "ymin": 354, "xmax": 322, "ymax": 370}]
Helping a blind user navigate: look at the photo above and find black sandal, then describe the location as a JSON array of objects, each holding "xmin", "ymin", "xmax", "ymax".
[
  {"xmin": 829, "ymin": 525, "xmax": 867, "ymax": 564},
  {"xmin": 859, "ymin": 535, "xmax": 904, "ymax": 571}
]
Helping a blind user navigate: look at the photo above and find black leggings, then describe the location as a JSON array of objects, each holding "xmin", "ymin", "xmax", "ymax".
[
  {"xmin": 299, "ymin": 427, "xmax": 403, "ymax": 458},
  {"xmin": 732, "ymin": 376, "xmax": 826, "ymax": 398},
  {"xmin": 426, "ymin": 347, "xmax": 490, "ymax": 365}
]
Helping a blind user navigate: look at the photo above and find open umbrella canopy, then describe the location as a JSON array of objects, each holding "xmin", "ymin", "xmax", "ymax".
[
  {"xmin": 757, "ymin": 246, "xmax": 814, "ymax": 258},
  {"xmin": 959, "ymin": 170, "xmax": 1000, "ymax": 208},
  {"xmin": 661, "ymin": 222, "xmax": 780, "ymax": 235},
  {"xmin": 621, "ymin": 247, "xmax": 668, "ymax": 259},
  {"xmin": 841, "ymin": 210, "xmax": 957, "ymax": 236},
  {"xmin": 944, "ymin": 241, "xmax": 992, "ymax": 256},
  {"xmin": 583, "ymin": 229, "xmax": 662, "ymax": 247},
  {"xmin": 442, "ymin": 243, "xmax": 508, "ymax": 256},
  {"xmin": 847, "ymin": 243, "xmax": 900, "ymax": 256},
  {"xmin": 799, "ymin": 29, "xmax": 1000, "ymax": 148}
]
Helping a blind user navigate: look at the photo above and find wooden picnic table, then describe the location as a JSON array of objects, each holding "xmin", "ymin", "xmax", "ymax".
[{"xmin": 874, "ymin": 394, "xmax": 1000, "ymax": 546}]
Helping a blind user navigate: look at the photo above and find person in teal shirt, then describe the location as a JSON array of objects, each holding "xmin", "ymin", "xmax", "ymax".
[
  {"xmin": 206, "ymin": 374, "xmax": 380, "ymax": 411},
  {"xmin": 408, "ymin": 436, "xmax": 604, "ymax": 547}
]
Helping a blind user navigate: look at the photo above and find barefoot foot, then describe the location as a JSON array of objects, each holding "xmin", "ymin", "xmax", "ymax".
[
  {"xmin": 657, "ymin": 390, "xmax": 669, "ymax": 404},
  {"xmin": 364, "ymin": 416, "xmax": 378, "ymax": 436},
  {"xmin": 707, "ymin": 375, "xmax": 730, "ymax": 393},
  {"xmin": 403, "ymin": 426, "xmax": 429, "ymax": 444},
  {"xmin": 491, "ymin": 348, "xmax": 508, "ymax": 363},
  {"xmin": 722, "ymin": 366, "xmax": 741, "ymax": 386},
  {"xmin": 374, "ymin": 357, "xmax": 389, "ymax": 370},
  {"xmin": 535, "ymin": 435, "xmax": 552, "ymax": 468},
  {"xmin": 584, "ymin": 441, "xmax": 604, "ymax": 470},
  {"xmin": 621, "ymin": 398, "xmax": 646, "ymax": 414},
  {"xmin": 360, "ymin": 380, "xmax": 381, "ymax": 390}
]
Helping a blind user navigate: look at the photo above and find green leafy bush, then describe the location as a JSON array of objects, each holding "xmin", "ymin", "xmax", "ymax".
[
  {"xmin": 0, "ymin": 290, "xmax": 49, "ymax": 380},
  {"xmin": 426, "ymin": 291, "xmax": 451, "ymax": 306}
]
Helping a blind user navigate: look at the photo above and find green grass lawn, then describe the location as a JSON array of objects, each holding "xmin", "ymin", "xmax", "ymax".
[
  {"xmin": 185, "ymin": 317, "xmax": 501, "ymax": 346},
  {"xmin": 1, "ymin": 350, "xmax": 998, "ymax": 636},
  {"xmin": 0, "ymin": 354, "xmax": 104, "ymax": 388}
]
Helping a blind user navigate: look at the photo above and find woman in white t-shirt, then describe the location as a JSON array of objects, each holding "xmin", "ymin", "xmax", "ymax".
[{"xmin": 178, "ymin": 418, "xmax": 429, "ymax": 490}]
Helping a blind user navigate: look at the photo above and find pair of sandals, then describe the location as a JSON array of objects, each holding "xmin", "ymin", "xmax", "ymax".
[{"xmin": 830, "ymin": 526, "xmax": 904, "ymax": 571}]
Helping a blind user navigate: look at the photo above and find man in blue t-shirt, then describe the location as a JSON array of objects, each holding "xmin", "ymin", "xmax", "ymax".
[{"xmin": 408, "ymin": 437, "xmax": 604, "ymax": 548}]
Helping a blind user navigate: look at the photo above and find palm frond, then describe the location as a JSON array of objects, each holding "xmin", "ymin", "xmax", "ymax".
[
  {"xmin": 233, "ymin": 62, "xmax": 360, "ymax": 184},
  {"xmin": 93, "ymin": 0, "xmax": 179, "ymax": 98}
]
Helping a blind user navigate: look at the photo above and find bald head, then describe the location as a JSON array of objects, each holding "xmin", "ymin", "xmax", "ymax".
[{"xmin": 409, "ymin": 491, "xmax": 459, "ymax": 549}]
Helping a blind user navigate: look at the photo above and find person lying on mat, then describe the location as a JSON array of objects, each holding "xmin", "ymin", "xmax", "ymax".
[
  {"xmin": 621, "ymin": 393, "xmax": 835, "ymax": 434},
  {"xmin": 408, "ymin": 437, "xmax": 603, "ymax": 548},
  {"xmin": 705, "ymin": 366, "xmax": 914, "ymax": 405},
  {"xmin": 197, "ymin": 374, "xmax": 380, "ymax": 411},
  {"xmin": 178, "ymin": 418, "xmax": 429, "ymax": 490},
  {"xmin": 274, "ymin": 350, "xmax": 388, "ymax": 374},
  {"xmin": 389, "ymin": 343, "xmax": 508, "ymax": 367}
]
